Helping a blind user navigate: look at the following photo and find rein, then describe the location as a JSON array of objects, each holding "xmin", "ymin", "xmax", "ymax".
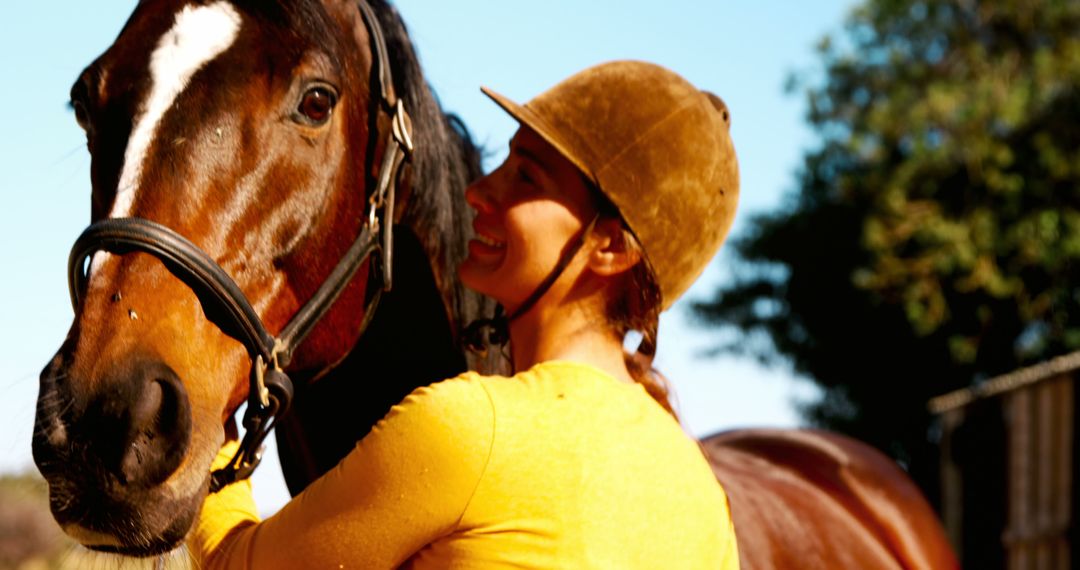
[{"xmin": 66, "ymin": 0, "xmax": 413, "ymax": 493}]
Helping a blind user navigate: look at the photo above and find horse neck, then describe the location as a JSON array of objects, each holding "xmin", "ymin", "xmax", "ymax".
[
  {"xmin": 275, "ymin": 114, "xmax": 507, "ymax": 491},
  {"xmin": 275, "ymin": 223, "xmax": 497, "ymax": 493},
  {"xmin": 273, "ymin": 3, "xmax": 506, "ymax": 492},
  {"xmin": 367, "ymin": 0, "xmax": 502, "ymax": 372}
]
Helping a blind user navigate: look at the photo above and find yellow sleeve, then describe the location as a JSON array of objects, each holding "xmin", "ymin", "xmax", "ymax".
[
  {"xmin": 719, "ymin": 489, "xmax": 741, "ymax": 570},
  {"xmin": 189, "ymin": 376, "xmax": 495, "ymax": 570}
]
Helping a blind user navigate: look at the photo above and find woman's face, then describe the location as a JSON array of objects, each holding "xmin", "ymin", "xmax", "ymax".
[{"xmin": 459, "ymin": 127, "xmax": 597, "ymax": 311}]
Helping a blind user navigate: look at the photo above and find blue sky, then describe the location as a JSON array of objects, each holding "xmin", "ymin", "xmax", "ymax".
[{"xmin": 0, "ymin": 1, "xmax": 856, "ymax": 511}]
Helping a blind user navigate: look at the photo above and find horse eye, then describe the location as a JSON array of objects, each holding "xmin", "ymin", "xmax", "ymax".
[{"xmin": 297, "ymin": 87, "xmax": 337, "ymax": 125}]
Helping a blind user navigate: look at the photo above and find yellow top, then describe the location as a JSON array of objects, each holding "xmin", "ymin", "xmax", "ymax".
[{"xmin": 191, "ymin": 361, "xmax": 739, "ymax": 569}]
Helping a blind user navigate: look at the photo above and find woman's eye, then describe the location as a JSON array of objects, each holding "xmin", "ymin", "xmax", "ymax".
[
  {"xmin": 516, "ymin": 166, "xmax": 535, "ymax": 186},
  {"xmin": 297, "ymin": 87, "xmax": 337, "ymax": 125}
]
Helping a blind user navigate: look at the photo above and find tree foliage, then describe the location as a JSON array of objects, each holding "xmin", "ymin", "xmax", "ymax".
[{"xmin": 696, "ymin": 0, "xmax": 1080, "ymax": 498}]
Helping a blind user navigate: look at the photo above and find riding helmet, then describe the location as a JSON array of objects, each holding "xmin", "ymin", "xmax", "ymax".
[{"xmin": 481, "ymin": 60, "xmax": 739, "ymax": 309}]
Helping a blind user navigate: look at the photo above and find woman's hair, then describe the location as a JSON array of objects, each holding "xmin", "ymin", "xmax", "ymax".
[{"xmin": 590, "ymin": 184, "xmax": 677, "ymax": 417}]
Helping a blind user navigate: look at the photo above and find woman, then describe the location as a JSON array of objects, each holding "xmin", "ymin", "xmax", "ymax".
[{"xmin": 193, "ymin": 60, "xmax": 740, "ymax": 569}]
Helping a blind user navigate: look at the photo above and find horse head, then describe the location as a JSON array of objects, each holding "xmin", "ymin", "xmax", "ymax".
[{"xmin": 32, "ymin": 0, "xmax": 484, "ymax": 555}]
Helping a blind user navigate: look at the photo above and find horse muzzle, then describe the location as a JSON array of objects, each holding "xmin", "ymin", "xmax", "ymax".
[{"xmin": 33, "ymin": 354, "xmax": 201, "ymax": 555}]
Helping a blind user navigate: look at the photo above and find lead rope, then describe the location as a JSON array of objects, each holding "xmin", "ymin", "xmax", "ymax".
[{"xmin": 462, "ymin": 215, "xmax": 599, "ymax": 367}]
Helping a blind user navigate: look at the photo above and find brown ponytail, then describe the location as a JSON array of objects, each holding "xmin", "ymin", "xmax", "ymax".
[
  {"xmin": 585, "ymin": 189, "xmax": 674, "ymax": 417},
  {"xmin": 608, "ymin": 237, "xmax": 677, "ymax": 417}
]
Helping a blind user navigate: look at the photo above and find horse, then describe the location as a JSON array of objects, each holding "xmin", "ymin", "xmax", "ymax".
[
  {"xmin": 703, "ymin": 430, "xmax": 958, "ymax": 569},
  {"xmin": 32, "ymin": 0, "xmax": 959, "ymax": 567},
  {"xmin": 33, "ymin": 0, "xmax": 497, "ymax": 555}
]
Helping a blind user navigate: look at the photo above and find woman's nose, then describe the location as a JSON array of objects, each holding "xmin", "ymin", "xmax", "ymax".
[{"xmin": 464, "ymin": 175, "xmax": 496, "ymax": 215}]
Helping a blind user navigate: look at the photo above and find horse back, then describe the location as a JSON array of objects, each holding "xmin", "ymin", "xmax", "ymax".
[{"xmin": 701, "ymin": 428, "xmax": 959, "ymax": 570}]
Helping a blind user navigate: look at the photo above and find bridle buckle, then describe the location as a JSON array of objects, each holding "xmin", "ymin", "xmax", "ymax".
[{"xmin": 392, "ymin": 100, "xmax": 414, "ymax": 155}]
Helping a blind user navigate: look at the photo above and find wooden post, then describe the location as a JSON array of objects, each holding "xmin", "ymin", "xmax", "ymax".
[
  {"xmin": 1006, "ymin": 386, "xmax": 1033, "ymax": 570},
  {"xmin": 940, "ymin": 407, "xmax": 965, "ymax": 561},
  {"xmin": 1004, "ymin": 375, "xmax": 1074, "ymax": 570}
]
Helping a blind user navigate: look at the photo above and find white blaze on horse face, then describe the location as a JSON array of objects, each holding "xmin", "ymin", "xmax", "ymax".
[
  {"xmin": 110, "ymin": 1, "xmax": 242, "ymax": 220},
  {"xmin": 91, "ymin": 2, "xmax": 242, "ymax": 277}
]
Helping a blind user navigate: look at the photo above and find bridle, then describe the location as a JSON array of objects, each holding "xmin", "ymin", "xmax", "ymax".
[{"xmin": 66, "ymin": 0, "xmax": 412, "ymax": 493}]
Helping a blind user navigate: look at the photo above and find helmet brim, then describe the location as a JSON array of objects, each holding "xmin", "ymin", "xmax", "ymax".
[{"xmin": 480, "ymin": 86, "xmax": 597, "ymax": 185}]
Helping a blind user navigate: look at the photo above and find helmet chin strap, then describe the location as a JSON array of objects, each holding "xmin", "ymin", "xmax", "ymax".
[{"xmin": 463, "ymin": 214, "xmax": 600, "ymax": 359}]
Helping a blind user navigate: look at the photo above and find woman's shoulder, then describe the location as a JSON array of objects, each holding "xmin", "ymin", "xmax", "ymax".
[
  {"xmin": 469, "ymin": 361, "xmax": 677, "ymax": 431},
  {"xmin": 411, "ymin": 370, "xmax": 493, "ymax": 400},
  {"xmin": 487, "ymin": 360, "xmax": 631, "ymax": 389},
  {"xmin": 395, "ymin": 361, "xmax": 656, "ymax": 428},
  {"xmin": 374, "ymin": 373, "xmax": 497, "ymax": 441}
]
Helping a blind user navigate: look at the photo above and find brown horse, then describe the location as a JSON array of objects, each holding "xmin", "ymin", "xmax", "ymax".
[
  {"xmin": 33, "ymin": 0, "xmax": 495, "ymax": 555},
  {"xmin": 704, "ymin": 429, "xmax": 958, "ymax": 569},
  {"xmin": 33, "ymin": 0, "xmax": 958, "ymax": 567}
]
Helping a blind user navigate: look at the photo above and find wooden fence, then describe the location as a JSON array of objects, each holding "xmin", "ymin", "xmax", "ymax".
[{"xmin": 930, "ymin": 351, "xmax": 1080, "ymax": 570}]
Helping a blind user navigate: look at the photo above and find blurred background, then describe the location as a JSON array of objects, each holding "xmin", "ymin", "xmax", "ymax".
[{"xmin": 1, "ymin": 0, "xmax": 1077, "ymax": 568}]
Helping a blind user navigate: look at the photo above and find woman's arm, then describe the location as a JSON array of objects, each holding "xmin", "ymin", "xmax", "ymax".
[{"xmin": 189, "ymin": 376, "xmax": 495, "ymax": 569}]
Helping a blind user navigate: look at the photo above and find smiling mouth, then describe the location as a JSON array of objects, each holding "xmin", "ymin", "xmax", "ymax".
[{"xmin": 475, "ymin": 233, "xmax": 505, "ymax": 248}]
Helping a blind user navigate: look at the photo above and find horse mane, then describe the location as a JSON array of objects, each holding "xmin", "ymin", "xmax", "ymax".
[{"xmin": 364, "ymin": 0, "xmax": 503, "ymax": 371}]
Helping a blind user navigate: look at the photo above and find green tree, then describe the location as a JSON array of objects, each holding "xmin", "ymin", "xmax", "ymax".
[{"xmin": 696, "ymin": 0, "xmax": 1080, "ymax": 500}]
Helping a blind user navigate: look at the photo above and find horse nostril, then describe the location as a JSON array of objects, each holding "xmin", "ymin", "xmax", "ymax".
[
  {"xmin": 130, "ymin": 379, "xmax": 164, "ymax": 429},
  {"xmin": 119, "ymin": 365, "xmax": 192, "ymax": 488}
]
